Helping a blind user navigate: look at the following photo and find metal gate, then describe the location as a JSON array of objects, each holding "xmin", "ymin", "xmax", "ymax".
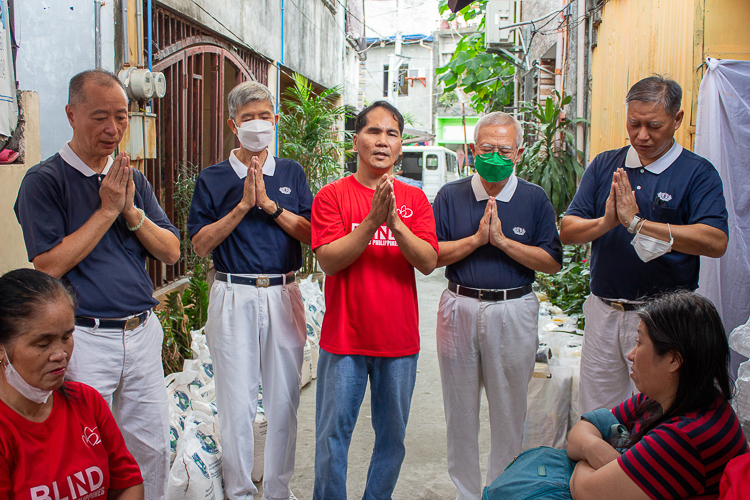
[{"xmin": 146, "ymin": 6, "xmax": 270, "ymax": 287}]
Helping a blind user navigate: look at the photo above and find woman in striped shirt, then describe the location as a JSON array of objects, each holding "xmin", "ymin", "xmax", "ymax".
[{"xmin": 568, "ymin": 290, "xmax": 748, "ymax": 500}]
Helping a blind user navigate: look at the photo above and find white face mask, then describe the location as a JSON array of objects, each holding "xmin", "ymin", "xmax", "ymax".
[
  {"xmin": 631, "ymin": 223, "xmax": 673, "ymax": 263},
  {"xmin": 2, "ymin": 348, "xmax": 53, "ymax": 404},
  {"xmin": 233, "ymin": 119, "xmax": 275, "ymax": 152}
]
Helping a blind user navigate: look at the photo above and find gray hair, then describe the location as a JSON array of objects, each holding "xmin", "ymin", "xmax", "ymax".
[
  {"xmin": 68, "ymin": 69, "xmax": 127, "ymax": 106},
  {"xmin": 227, "ymin": 81, "xmax": 276, "ymax": 120},
  {"xmin": 474, "ymin": 111, "xmax": 523, "ymax": 148},
  {"xmin": 625, "ymin": 75, "xmax": 682, "ymax": 116}
]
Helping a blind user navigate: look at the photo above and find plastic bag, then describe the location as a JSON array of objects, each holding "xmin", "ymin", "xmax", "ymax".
[
  {"xmin": 166, "ymin": 417, "xmax": 224, "ymax": 500},
  {"xmin": 252, "ymin": 411, "xmax": 267, "ymax": 482},
  {"xmin": 729, "ymin": 316, "xmax": 750, "ymax": 358},
  {"xmin": 522, "ymin": 363, "xmax": 572, "ymax": 450}
]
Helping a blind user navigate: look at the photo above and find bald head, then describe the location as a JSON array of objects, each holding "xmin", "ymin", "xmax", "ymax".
[{"xmin": 68, "ymin": 69, "xmax": 127, "ymax": 107}]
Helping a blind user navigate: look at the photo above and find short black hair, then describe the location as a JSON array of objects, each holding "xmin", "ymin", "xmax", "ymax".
[
  {"xmin": 354, "ymin": 101, "xmax": 404, "ymax": 135},
  {"xmin": 625, "ymin": 75, "xmax": 682, "ymax": 116},
  {"xmin": 68, "ymin": 69, "xmax": 127, "ymax": 106}
]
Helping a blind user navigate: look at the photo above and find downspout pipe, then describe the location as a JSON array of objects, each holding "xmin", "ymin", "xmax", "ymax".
[
  {"xmin": 276, "ymin": 0, "xmax": 284, "ymax": 155},
  {"xmin": 122, "ymin": 0, "xmax": 129, "ymax": 65},
  {"xmin": 576, "ymin": 0, "xmax": 585, "ymax": 162},
  {"xmin": 420, "ymin": 39, "xmax": 433, "ymax": 138},
  {"xmin": 136, "ymin": 0, "xmax": 144, "ymax": 67},
  {"xmin": 95, "ymin": 0, "xmax": 103, "ymax": 68},
  {"xmin": 148, "ymin": 0, "xmax": 153, "ymax": 71}
]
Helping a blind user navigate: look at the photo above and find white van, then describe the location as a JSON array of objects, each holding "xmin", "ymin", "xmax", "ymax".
[{"xmin": 398, "ymin": 146, "xmax": 460, "ymax": 203}]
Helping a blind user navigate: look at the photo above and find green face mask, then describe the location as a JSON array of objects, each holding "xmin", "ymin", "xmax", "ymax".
[{"xmin": 474, "ymin": 152, "xmax": 514, "ymax": 182}]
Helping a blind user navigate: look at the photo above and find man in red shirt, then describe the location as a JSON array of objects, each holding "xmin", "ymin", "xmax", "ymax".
[{"xmin": 311, "ymin": 101, "xmax": 438, "ymax": 500}]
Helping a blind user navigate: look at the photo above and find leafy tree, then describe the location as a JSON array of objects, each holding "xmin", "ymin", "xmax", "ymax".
[
  {"xmin": 516, "ymin": 92, "xmax": 588, "ymax": 216},
  {"xmin": 279, "ymin": 73, "xmax": 350, "ymax": 274},
  {"xmin": 435, "ymin": 0, "xmax": 515, "ymax": 113}
]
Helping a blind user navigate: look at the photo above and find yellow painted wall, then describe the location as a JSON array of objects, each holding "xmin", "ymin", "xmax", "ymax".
[
  {"xmin": 589, "ymin": 0, "xmax": 750, "ymax": 158},
  {"xmin": 589, "ymin": 0, "xmax": 694, "ymax": 158},
  {"xmin": 0, "ymin": 92, "xmax": 40, "ymax": 274}
]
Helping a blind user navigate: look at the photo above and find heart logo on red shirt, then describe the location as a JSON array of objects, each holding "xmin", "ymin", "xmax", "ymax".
[
  {"xmin": 397, "ymin": 205, "xmax": 413, "ymax": 218},
  {"xmin": 82, "ymin": 427, "xmax": 102, "ymax": 447}
]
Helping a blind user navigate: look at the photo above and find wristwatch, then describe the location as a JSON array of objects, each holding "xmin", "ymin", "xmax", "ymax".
[
  {"xmin": 627, "ymin": 215, "xmax": 643, "ymax": 234},
  {"xmin": 270, "ymin": 201, "xmax": 284, "ymax": 220}
]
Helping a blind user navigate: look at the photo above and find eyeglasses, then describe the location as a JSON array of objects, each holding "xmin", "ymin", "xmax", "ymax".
[{"xmin": 478, "ymin": 145, "xmax": 516, "ymax": 157}]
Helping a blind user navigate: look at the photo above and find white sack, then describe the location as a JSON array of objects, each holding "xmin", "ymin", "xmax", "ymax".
[
  {"xmin": 166, "ymin": 418, "xmax": 224, "ymax": 500},
  {"xmin": 522, "ymin": 363, "xmax": 572, "ymax": 451}
]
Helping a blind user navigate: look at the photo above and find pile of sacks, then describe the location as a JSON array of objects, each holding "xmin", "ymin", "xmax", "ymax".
[
  {"xmin": 164, "ymin": 275, "xmax": 325, "ymax": 500},
  {"xmin": 730, "ymin": 317, "xmax": 750, "ymax": 441},
  {"xmin": 522, "ymin": 297, "xmax": 583, "ymax": 451}
]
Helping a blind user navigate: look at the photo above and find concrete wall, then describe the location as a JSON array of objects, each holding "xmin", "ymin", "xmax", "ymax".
[
  {"xmin": 157, "ymin": 0, "xmax": 346, "ymax": 91},
  {"xmin": 364, "ymin": 41, "xmax": 434, "ymax": 132},
  {"xmin": 0, "ymin": 92, "xmax": 40, "ymax": 274},
  {"xmin": 15, "ymin": 1, "xmax": 116, "ymax": 160}
]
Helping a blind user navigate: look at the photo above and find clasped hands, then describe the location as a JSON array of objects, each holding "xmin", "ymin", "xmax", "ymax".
[
  {"xmin": 238, "ymin": 156, "xmax": 275, "ymax": 213},
  {"xmin": 605, "ymin": 168, "xmax": 641, "ymax": 230},
  {"xmin": 475, "ymin": 197, "xmax": 510, "ymax": 250},
  {"xmin": 367, "ymin": 174, "xmax": 403, "ymax": 230},
  {"xmin": 99, "ymin": 152, "xmax": 142, "ymax": 226}
]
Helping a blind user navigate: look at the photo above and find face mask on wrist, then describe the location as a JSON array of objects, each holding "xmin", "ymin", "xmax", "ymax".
[
  {"xmin": 474, "ymin": 152, "xmax": 514, "ymax": 183},
  {"xmin": 2, "ymin": 347, "xmax": 53, "ymax": 404},
  {"xmin": 631, "ymin": 223, "xmax": 673, "ymax": 262},
  {"xmin": 233, "ymin": 119, "xmax": 275, "ymax": 152}
]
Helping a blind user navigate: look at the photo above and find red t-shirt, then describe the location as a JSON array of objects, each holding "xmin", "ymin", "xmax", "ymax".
[
  {"xmin": 0, "ymin": 382, "xmax": 143, "ymax": 500},
  {"xmin": 312, "ymin": 175, "xmax": 438, "ymax": 356}
]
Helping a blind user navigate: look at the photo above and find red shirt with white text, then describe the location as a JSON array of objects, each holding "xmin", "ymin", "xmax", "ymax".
[
  {"xmin": 312, "ymin": 176, "xmax": 438, "ymax": 356},
  {"xmin": 0, "ymin": 382, "xmax": 143, "ymax": 500}
]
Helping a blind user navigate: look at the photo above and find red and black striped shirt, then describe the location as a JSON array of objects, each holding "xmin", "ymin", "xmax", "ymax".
[{"xmin": 613, "ymin": 394, "xmax": 748, "ymax": 500}]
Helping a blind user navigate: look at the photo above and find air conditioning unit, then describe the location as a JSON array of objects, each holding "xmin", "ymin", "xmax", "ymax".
[{"xmin": 485, "ymin": 0, "xmax": 515, "ymax": 51}]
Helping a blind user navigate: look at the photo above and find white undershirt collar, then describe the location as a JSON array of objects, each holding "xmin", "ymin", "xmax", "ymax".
[
  {"xmin": 624, "ymin": 139, "xmax": 683, "ymax": 175},
  {"xmin": 471, "ymin": 172, "xmax": 518, "ymax": 202},
  {"xmin": 59, "ymin": 142, "xmax": 113, "ymax": 177},
  {"xmin": 229, "ymin": 148, "xmax": 276, "ymax": 179}
]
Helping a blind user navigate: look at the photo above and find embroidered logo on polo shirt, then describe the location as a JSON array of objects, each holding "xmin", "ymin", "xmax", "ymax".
[
  {"xmin": 82, "ymin": 426, "xmax": 101, "ymax": 447},
  {"xmin": 657, "ymin": 192, "xmax": 672, "ymax": 202},
  {"xmin": 513, "ymin": 227, "xmax": 526, "ymax": 236},
  {"xmin": 279, "ymin": 187, "xmax": 292, "ymax": 194},
  {"xmin": 397, "ymin": 205, "xmax": 413, "ymax": 218}
]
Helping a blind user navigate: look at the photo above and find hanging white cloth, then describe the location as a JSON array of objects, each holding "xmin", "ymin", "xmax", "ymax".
[
  {"xmin": 695, "ymin": 57, "xmax": 750, "ymax": 376},
  {"xmin": 0, "ymin": 0, "xmax": 18, "ymax": 138}
]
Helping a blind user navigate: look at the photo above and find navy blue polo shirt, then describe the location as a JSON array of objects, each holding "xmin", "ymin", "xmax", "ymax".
[
  {"xmin": 187, "ymin": 151, "xmax": 313, "ymax": 274},
  {"xmin": 566, "ymin": 145, "xmax": 728, "ymax": 301},
  {"xmin": 14, "ymin": 143, "xmax": 180, "ymax": 318},
  {"xmin": 433, "ymin": 174, "xmax": 562, "ymax": 289}
]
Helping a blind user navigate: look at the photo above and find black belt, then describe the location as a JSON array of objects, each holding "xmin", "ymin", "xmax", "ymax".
[
  {"xmin": 449, "ymin": 281, "xmax": 533, "ymax": 301},
  {"xmin": 216, "ymin": 272, "xmax": 295, "ymax": 287},
  {"xmin": 599, "ymin": 297, "xmax": 642, "ymax": 312},
  {"xmin": 75, "ymin": 311, "xmax": 150, "ymax": 330}
]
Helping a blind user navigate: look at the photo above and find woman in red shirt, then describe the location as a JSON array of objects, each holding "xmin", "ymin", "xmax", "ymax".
[
  {"xmin": 568, "ymin": 290, "xmax": 748, "ymax": 500},
  {"xmin": 0, "ymin": 268, "xmax": 144, "ymax": 499}
]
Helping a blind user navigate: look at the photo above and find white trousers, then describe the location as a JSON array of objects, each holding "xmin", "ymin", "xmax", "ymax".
[
  {"xmin": 206, "ymin": 277, "xmax": 306, "ymax": 500},
  {"xmin": 578, "ymin": 294, "xmax": 640, "ymax": 415},
  {"xmin": 68, "ymin": 312, "xmax": 170, "ymax": 500},
  {"xmin": 437, "ymin": 289, "xmax": 539, "ymax": 500}
]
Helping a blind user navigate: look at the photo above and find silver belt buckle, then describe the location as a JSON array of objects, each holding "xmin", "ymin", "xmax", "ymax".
[
  {"xmin": 124, "ymin": 317, "xmax": 140, "ymax": 330},
  {"xmin": 256, "ymin": 275, "xmax": 270, "ymax": 287}
]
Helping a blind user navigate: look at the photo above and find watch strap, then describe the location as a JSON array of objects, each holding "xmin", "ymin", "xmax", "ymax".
[
  {"xmin": 627, "ymin": 215, "xmax": 642, "ymax": 234},
  {"xmin": 270, "ymin": 201, "xmax": 283, "ymax": 220}
]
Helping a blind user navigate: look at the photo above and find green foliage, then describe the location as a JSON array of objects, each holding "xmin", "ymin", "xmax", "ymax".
[
  {"xmin": 158, "ymin": 259, "xmax": 211, "ymax": 375},
  {"xmin": 516, "ymin": 92, "xmax": 589, "ymax": 216},
  {"xmin": 435, "ymin": 0, "xmax": 514, "ymax": 113},
  {"xmin": 159, "ymin": 164, "xmax": 211, "ymax": 375},
  {"xmin": 535, "ymin": 246, "xmax": 591, "ymax": 329},
  {"xmin": 279, "ymin": 73, "xmax": 350, "ymax": 275}
]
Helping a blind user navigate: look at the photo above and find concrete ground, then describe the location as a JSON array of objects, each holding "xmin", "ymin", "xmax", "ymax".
[{"xmin": 281, "ymin": 270, "xmax": 492, "ymax": 499}]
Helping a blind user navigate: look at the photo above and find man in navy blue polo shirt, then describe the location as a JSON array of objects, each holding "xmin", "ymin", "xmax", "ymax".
[
  {"xmin": 14, "ymin": 69, "xmax": 181, "ymax": 500},
  {"xmin": 561, "ymin": 75, "xmax": 728, "ymax": 415},
  {"xmin": 433, "ymin": 111, "xmax": 562, "ymax": 500},
  {"xmin": 188, "ymin": 81, "xmax": 312, "ymax": 500}
]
